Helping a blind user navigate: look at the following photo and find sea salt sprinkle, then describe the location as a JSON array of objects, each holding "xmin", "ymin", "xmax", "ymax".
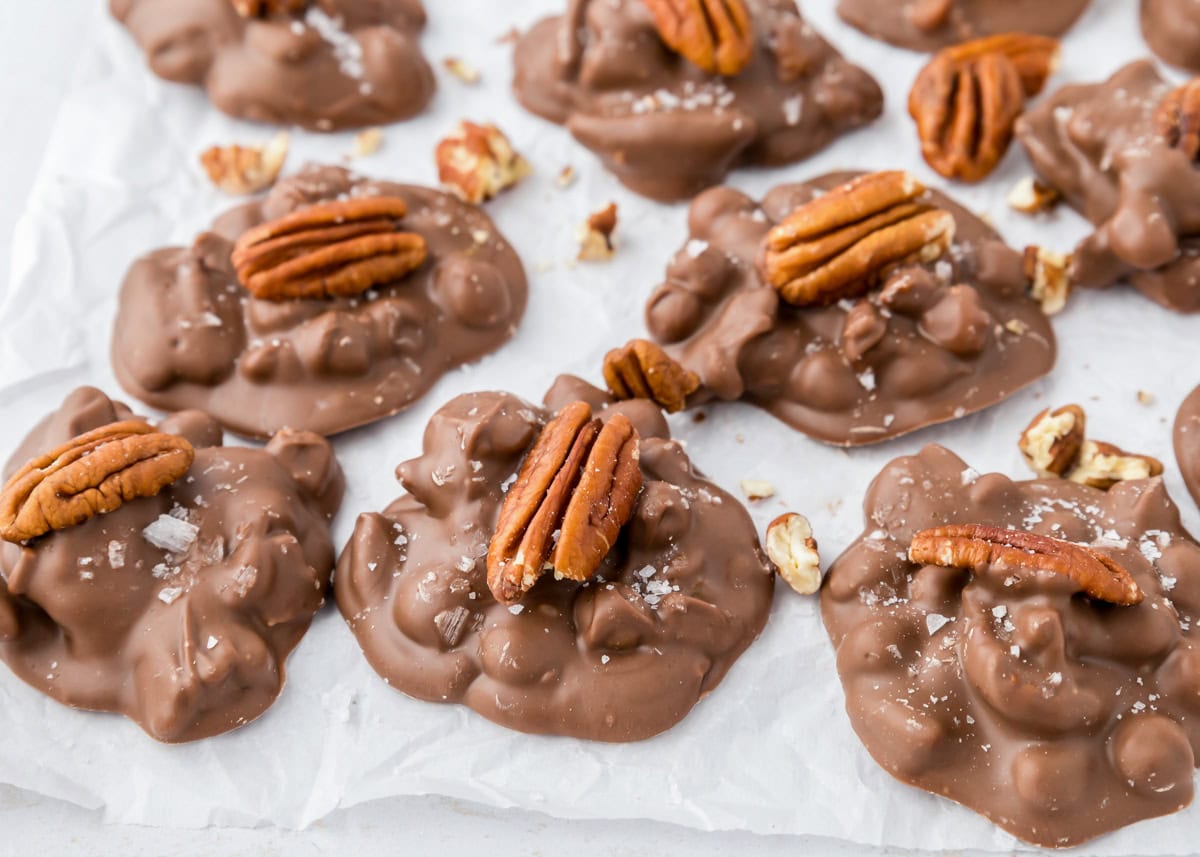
[{"xmin": 142, "ymin": 514, "xmax": 199, "ymax": 554}]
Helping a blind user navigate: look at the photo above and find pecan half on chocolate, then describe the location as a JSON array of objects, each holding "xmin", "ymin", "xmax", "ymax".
[
  {"xmin": 909, "ymin": 34, "xmax": 1060, "ymax": 182},
  {"xmin": 231, "ymin": 197, "xmax": 428, "ymax": 300},
  {"xmin": 642, "ymin": 0, "xmax": 754, "ymax": 76},
  {"xmin": 0, "ymin": 421, "xmax": 194, "ymax": 543},
  {"xmin": 1155, "ymin": 78, "xmax": 1200, "ymax": 161},
  {"xmin": 909, "ymin": 524, "xmax": 1143, "ymax": 605},
  {"xmin": 603, "ymin": 338, "xmax": 700, "ymax": 413},
  {"xmin": 487, "ymin": 401, "xmax": 642, "ymax": 604},
  {"xmin": 761, "ymin": 171, "xmax": 955, "ymax": 307},
  {"xmin": 230, "ymin": 0, "xmax": 309, "ymax": 17}
]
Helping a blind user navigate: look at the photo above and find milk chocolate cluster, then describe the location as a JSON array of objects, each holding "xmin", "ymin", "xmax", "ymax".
[
  {"xmin": 110, "ymin": 0, "xmax": 434, "ymax": 131},
  {"xmin": 0, "ymin": 387, "xmax": 344, "ymax": 742},
  {"xmin": 837, "ymin": 0, "xmax": 1091, "ymax": 52},
  {"xmin": 335, "ymin": 376, "xmax": 774, "ymax": 741},
  {"xmin": 640, "ymin": 171, "xmax": 1056, "ymax": 445},
  {"xmin": 1017, "ymin": 61, "xmax": 1200, "ymax": 313},
  {"xmin": 822, "ymin": 443, "xmax": 1200, "ymax": 847},
  {"xmin": 512, "ymin": 0, "xmax": 882, "ymax": 201},
  {"xmin": 1142, "ymin": 0, "xmax": 1200, "ymax": 73},
  {"xmin": 112, "ymin": 164, "xmax": 528, "ymax": 439},
  {"xmin": 1176, "ymin": 384, "xmax": 1200, "ymax": 510}
]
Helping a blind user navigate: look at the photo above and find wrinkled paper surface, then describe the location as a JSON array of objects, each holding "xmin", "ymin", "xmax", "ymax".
[{"xmin": 1, "ymin": 1, "xmax": 1199, "ymax": 853}]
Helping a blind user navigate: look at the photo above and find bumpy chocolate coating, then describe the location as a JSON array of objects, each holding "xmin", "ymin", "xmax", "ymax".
[
  {"xmin": 837, "ymin": 0, "xmax": 1091, "ymax": 52},
  {"xmin": 1176, "ymin": 384, "xmax": 1200, "ymax": 509},
  {"xmin": 822, "ymin": 444, "xmax": 1200, "ymax": 847},
  {"xmin": 112, "ymin": 164, "xmax": 528, "ymax": 439},
  {"xmin": 335, "ymin": 376, "xmax": 774, "ymax": 741},
  {"xmin": 642, "ymin": 172, "xmax": 1056, "ymax": 446},
  {"xmin": 1017, "ymin": 61, "xmax": 1200, "ymax": 313},
  {"xmin": 512, "ymin": 0, "xmax": 882, "ymax": 201},
  {"xmin": 110, "ymin": 0, "xmax": 434, "ymax": 131},
  {"xmin": 1142, "ymin": 0, "xmax": 1200, "ymax": 73},
  {"xmin": 0, "ymin": 387, "xmax": 344, "ymax": 743}
]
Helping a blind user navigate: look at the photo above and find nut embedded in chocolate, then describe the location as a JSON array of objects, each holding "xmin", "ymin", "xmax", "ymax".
[
  {"xmin": 231, "ymin": 197, "xmax": 427, "ymax": 300},
  {"xmin": 761, "ymin": 171, "xmax": 956, "ymax": 307},
  {"xmin": 641, "ymin": 0, "xmax": 755, "ymax": 76},
  {"xmin": 908, "ymin": 34, "xmax": 1059, "ymax": 182},
  {"xmin": 487, "ymin": 401, "xmax": 642, "ymax": 604},
  {"xmin": 602, "ymin": 339, "xmax": 700, "ymax": 414},
  {"xmin": 0, "ymin": 421, "xmax": 194, "ymax": 543}
]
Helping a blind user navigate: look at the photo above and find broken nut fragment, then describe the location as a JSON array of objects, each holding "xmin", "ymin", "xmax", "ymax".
[
  {"xmin": 740, "ymin": 479, "xmax": 776, "ymax": 501},
  {"xmin": 435, "ymin": 121, "xmax": 531, "ymax": 205},
  {"xmin": 909, "ymin": 34, "xmax": 1060, "ymax": 182},
  {"xmin": 577, "ymin": 202, "xmax": 618, "ymax": 261},
  {"xmin": 199, "ymin": 132, "xmax": 288, "ymax": 196},
  {"xmin": 351, "ymin": 128, "xmax": 383, "ymax": 158},
  {"xmin": 603, "ymin": 338, "xmax": 700, "ymax": 414},
  {"xmin": 761, "ymin": 171, "xmax": 956, "ymax": 307},
  {"xmin": 641, "ymin": 0, "xmax": 754, "ymax": 76},
  {"xmin": 0, "ymin": 421, "xmax": 195, "ymax": 543},
  {"xmin": 442, "ymin": 57, "xmax": 481, "ymax": 84},
  {"xmin": 487, "ymin": 402, "xmax": 643, "ymax": 604},
  {"xmin": 1023, "ymin": 245, "xmax": 1070, "ymax": 315},
  {"xmin": 230, "ymin": 0, "xmax": 308, "ymax": 17},
  {"xmin": 909, "ymin": 524, "xmax": 1143, "ymax": 605},
  {"xmin": 1007, "ymin": 177, "xmax": 1061, "ymax": 215},
  {"xmin": 1019, "ymin": 404, "xmax": 1164, "ymax": 489},
  {"xmin": 765, "ymin": 512, "xmax": 822, "ymax": 595},
  {"xmin": 1155, "ymin": 78, "xmax": 1200, "ymax": 161},
  {"xmin": 231, "ymin": 197, "xmax": 427, "ymax": 300}
]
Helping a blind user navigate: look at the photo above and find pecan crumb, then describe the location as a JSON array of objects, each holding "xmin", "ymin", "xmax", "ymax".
[
  {"xmin": 199, "ymin": 132, "xmax": 288, "ymax": 196},
  {"xmin": 740, "ymin": 479, "xmax": 776, "ymax": 501},
  {"xmin": 443, "ymin": 57, "xmax": 481, "ymax": 84},
  {"xmin": 577, "ymin": 202, "xmax": 618, "ymax": 261},
  {"xmin": 556, "ymin": 165, "xmax": 577, "ymax": 188},
  {"xmin": 351, "ymin": 128, "xmax": 384, "ymax": 158},
  {"xmin": 1007, "ymin": 177, "xmax": 1061, "ymax": 215},
  {"xmin": 1137, "ymin": 390, "xmax": 1156, "ymax": 406}
]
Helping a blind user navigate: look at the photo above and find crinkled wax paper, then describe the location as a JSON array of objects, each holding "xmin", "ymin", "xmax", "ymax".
[{"xmin": 1, "ymin": 1, "xmax": 1198, "ymax": 853}]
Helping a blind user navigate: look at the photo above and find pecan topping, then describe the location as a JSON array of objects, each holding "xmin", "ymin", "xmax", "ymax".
[
  {"xmin": 487, "ymin": 402, "xmax": 642, "ymax": 604},
  {"xmin": 1155, "ymin": 78, "xmax": 1200, "ymax": 160},
  {"xmin": 642, "ymin": 0, "xmax": 754, "ymax": 76},
  {"xmin": 230, "ymin": 0, "xmax": 308, "ymax": 17},
  {"xmin": 761, "ymin": 171, "xmax": 955, "ymax": 307},
  {"xmin": 231, "ymin": 197, "xmax": 427, "ymax": 301},
  {"xmin": 1019, "ymin": 404, "xmax": 1164, "ymax": 490},
  {"xmin": 603, "ymin": 339, "xmax": 700, "ymax": 413},
  {"xmin": 909, "ymin": 524, "xmax": 1143, "ymax": 606},
  {"xmin": 0, "ymin": 421, "xmax": 195, "ymax": 544},
  {"xmin": 909, "ymin": 34, "xmax": 1060, "ymax": 182}
]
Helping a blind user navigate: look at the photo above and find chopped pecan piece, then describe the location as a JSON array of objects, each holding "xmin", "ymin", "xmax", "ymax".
[
  {"xmin": 199, "ymin": 132, "xmax": 289, "ymax": 196},
  {"xmin": 766, "ymin": 512, "xmax": 821, "ymax": 595},
  {"xmin": 909, "ymin": 34, "xmax": 1059, "ymax": 182},
  {"xmin": 0, "ymin": 421, "xmax": 194, "ymax": 543},
  {"xmin": 577, "ymin": 202, "xmax": 619, "ymax": 261},
  {"xmin": 435, "ymin": 121, "xmax": 531, "ymax": 205},
  {"xmin": 231, "ymin": 197, "xmax": 427, "ymax": 300},
  {"xmin": 1023, "ymin": 245, "xmax": 1070, "ymax": 315},
  {"xmin": 603, "ymin": 338, "xmax": 700, "ymax": 413},
  {"xmin": 642, "ymin": 0, "xmax": 754, "ymax": 76},
  {"xmin": 487, "ymin": 402, "xmax": 643, "ymax": 604},
  {"xmin": 1007, "ymin": 177, "xmax": 1061, "ymax": 215},
  {"xmin": 230, "ymin": 0, "xmax": 308, "ymax": 17},
  {"xmin": 761, "ymin": 171, "xmax": 955, "ymax": 307},
  {"xmin": 1019, "ymin": 403, "xmax": 1163, "ymax": 489},
  {"xmin": 909, "ymin": 524, "xmax": 1143, "ymax": 605},
  {"xmin": 1155, "ymin": 78, "xmax": 1200, "ymax": 160},
  {"xmin": 1071, "ymin": 441, "xmax": 1164, "ymax": 490}
]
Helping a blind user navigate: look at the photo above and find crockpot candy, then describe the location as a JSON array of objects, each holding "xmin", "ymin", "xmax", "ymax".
[
  {"xmin": 0, "ymin": 387, "xmax": 344, "ymax": 742},
  {"xmin": 633, "ymin": 170, "xmax": 1056, "ymax": 446},
  {"xmin": 110, "ymin": 0, "xmax": 434, "ymax": 131},
  {"xmin": 112, "ymin": 164, "xmax": 528, "ymax": 439},
  {"xmin": 1017, "ymin": 61, "xmax": 1200, "ymax": 313},
  {"xmin": 822, "ymin": 443, "xmax": 1200, "ymax": 847},
  {"xmin": 837, "ymin": 0, "xmax": 1091, "ymax": 52},
  {"xmin": 335, "ymin": 376, "xmax": 774, "ymax": 741},
  {"xmin": 512, "ymin": 0, "xmax": 883, "ymax": 201},
  {"xmin": 1142, "ymin": 0, "xmax": 1200, "ymax": 73},
  {"xmin": 1176, "ymin": 384, "xmax": 1200, "ymax": 509}
]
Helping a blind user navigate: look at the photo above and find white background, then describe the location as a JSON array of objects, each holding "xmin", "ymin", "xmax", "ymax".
[{"xmin": 1, "ymin": 1, "xmax": 1198, "ymax": 855}]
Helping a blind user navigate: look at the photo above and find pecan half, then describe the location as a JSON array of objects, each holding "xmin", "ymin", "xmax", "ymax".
[
  {"xmin": 603, "ymin": 338, "xmax": 700, "ymax": 413},
  {"xmin": 231, "ymin": 0, "xmax": 308, "ymax": 17},
  {"xmin": 909, "ymin": 524, "xmax": 1143, "ymax": 606},
  {"xmin": 1155, "ymin": 78, "xmax": 1200, "ymax": 160},
  {"xmin": 1019, "ymin": 404, "xmax": 1163, "ymax": 489},
  {"xmin": 231, "ymin": 197, "xmax": 427, "ymax": 301},
  {"xmin": 909, "ymin": 34, "xmax": 1059, "ymax": 182},
  {"xmin": 641, "ymin": 0, "xmax": 754, "ymax": 76},
  {"xmin": 487, "ymin": 402, "xmax": 642, "ymax": 604},
  {"xmin": 0, "ymin": 421, "xmax": 195, "ymax": 544},
  {"xmin": 761, "ymin": 171, "xmax": 956, "ymax": 307}
]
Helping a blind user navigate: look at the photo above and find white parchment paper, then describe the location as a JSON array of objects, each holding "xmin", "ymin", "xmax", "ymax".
[{"xmin": 1, "ymin": 0, "xmax": 1199, "ymax": 852}]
